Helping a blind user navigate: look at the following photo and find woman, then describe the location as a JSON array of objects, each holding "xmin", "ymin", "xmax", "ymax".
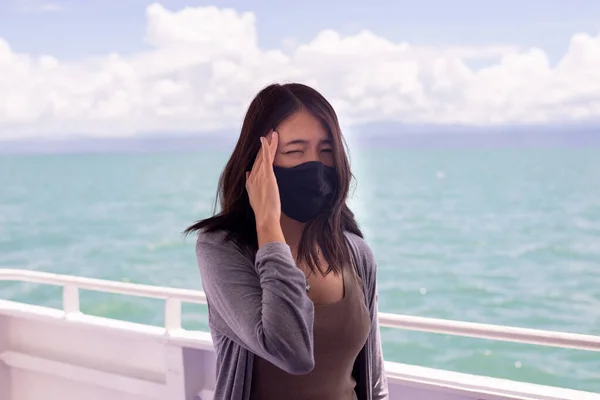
[{"xmin": 185, "ymin": 83, "xmax": 388, "ymax": 400}]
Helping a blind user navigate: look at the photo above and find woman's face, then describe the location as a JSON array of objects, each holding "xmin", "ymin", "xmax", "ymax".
[{"xmin": 273, "ymin": 110, "xmax": 334, "ymax": 168}]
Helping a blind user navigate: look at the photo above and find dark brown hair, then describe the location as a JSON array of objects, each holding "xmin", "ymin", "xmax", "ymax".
[{"xmin": 184, "ymin": 83, "xmax": 362, "ymax": 275}]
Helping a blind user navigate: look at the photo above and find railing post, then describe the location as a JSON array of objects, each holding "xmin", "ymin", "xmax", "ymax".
[
  {"xmin": 63, "ymin": 285, "xmax": 80, "ymax": 315},
  {"xmin": 165, "ymin": 298, "xmax": 182, "ymax": 332}
]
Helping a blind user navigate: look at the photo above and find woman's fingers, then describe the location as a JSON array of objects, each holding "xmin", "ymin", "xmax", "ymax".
[
  {"xmin": 246, "ymin": 133, "xmax": 282, "ymax": 226},
  {"xmin": 261, "ymin": 136, "xmax": 271, "ymax": 166},
  {"xmin": 248, "ymin": 140, "xmax": 264, "ymax": 179},
  {"xmin": 269, "ymin": 131, "xmax": 278, "ymax": 164},
  {"xmin": 249, "ymin": 131, "xmax": 277, "ymax": 182}
]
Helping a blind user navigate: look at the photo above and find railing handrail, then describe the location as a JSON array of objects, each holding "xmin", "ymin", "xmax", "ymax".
[
  {"xmin": 0, "ymin": 268, "xmax": 206, "ymax": 303},
  {"xmin": 1, "ymin": 268, "xmax": 599, "ymax": 352}
]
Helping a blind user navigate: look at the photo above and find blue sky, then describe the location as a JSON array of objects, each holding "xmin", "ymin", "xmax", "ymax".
[
  {"xmin": 2, "ymin": 0, "xmax": 600, "ymax": 62},
  {"xmin": 1, "ymin": 0, "xmax": 600, "ymax": 140}
]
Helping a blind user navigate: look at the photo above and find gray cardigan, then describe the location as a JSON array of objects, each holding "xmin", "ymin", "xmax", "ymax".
[{"xmin": 195, "ymin": 230, "xmax": 389, "ymax": 400}]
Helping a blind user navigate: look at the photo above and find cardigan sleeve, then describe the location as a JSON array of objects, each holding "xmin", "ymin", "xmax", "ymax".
[
  {"xmin": 367, "ymin": 279, "xmax": 388, "ymax": 399},
  {"xmin": 350, "ymin": 233, "xmax": 389, "ymax": 399},
  {"xmin": 195, "ymin": 232, "xmax": 315, "ymax": 375}
]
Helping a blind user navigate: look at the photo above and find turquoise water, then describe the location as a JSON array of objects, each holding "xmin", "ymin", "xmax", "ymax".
[{"xmin": 1, "ymin": 148, "xmax": 599, "ymax": 393}]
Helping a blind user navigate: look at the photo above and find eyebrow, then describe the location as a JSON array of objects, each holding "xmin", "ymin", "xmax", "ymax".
[{"xmin": 282, "ymin": 138, "xmax": 332, "ymax": 146}]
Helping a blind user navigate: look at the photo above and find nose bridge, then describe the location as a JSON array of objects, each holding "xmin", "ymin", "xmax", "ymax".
[
  {"xmin": 307, "ymin": 142, "xmax": 320, "ymax": 161},
  {"xmin": 307, "ymin": 147, "xmax": 320, "ymax": 161}
]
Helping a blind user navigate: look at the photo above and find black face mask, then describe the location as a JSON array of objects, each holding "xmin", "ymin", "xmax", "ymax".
[{"xmin": 273, "ymin": 161, "xmax": 338, "ymax": 223}]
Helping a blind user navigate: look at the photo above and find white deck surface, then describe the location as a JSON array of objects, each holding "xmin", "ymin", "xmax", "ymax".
[{"xmin": 1, "ymin": 269, "xmax": 599, "ymax": 400}]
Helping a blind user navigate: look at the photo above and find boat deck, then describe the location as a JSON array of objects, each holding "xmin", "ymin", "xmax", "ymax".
[{"xmin": 1, "ymin": 269, "xmax": 599, "ymax": 400}]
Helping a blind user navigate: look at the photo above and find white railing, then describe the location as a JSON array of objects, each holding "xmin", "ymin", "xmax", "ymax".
[{"xmin": 1, "ymin": 268, "xmax": 600, "ymax": 352}]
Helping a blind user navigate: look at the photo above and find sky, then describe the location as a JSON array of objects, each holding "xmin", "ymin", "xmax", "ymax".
[{"xmin": 1, "ymin": 0, "xmax": 600, "ymax": 140}]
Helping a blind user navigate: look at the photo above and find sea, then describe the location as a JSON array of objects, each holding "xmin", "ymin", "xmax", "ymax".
[{"xmin": 1, "ymin": 146, "xmax": 599, "ymax": 393}]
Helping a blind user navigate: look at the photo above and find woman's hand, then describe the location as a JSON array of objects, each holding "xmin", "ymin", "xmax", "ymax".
[{"xmin": 246, "ymin": 131, "xmax": 285, "ymax": 246}]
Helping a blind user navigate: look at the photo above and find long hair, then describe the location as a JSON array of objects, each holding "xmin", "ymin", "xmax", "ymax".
[{"xmin": 184, "ymin": 82, "xmax": 362, "ymax": 275}]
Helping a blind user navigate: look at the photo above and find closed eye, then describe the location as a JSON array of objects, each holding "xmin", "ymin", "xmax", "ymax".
[
  {"xmin": 284, "ymin": 150, "xmax": 303, "ymax": 154},
  {"xmin": 321, "ymin": 149, "xmax": 332, "ymax": 153}
]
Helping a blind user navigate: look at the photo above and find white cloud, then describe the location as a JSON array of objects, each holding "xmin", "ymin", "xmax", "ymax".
[{"xmin": 1, "ymin": 2, "xmax": 600, "ymax": 140}]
